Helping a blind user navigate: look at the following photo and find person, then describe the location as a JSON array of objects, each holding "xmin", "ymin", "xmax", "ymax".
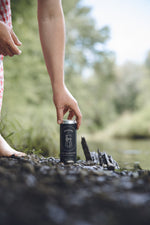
[{"xmin": 0, "ymin": 0, "xmax": 82, "ymax": 157}]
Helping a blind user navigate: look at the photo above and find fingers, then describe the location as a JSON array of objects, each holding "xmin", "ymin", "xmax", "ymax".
[
  {"xmin": 0, "ymin": 46, "xmax": 6, "ymax": 56},
  {"xmin": 55, "ymin": 100, "xmax": 82, "ymax": 129},
  {"xmin": 0, "ymin": 45, "xmax": 13, "ymax": 56},
  {"xmin": 7, "ymin": 39, "xmax": 22, "ymax": 55},
  {"xmin": 0, "ymin": 39, "xmax": 21, "ymax": 56},
  {"xmin": 56, "ymin": 106, "xmax": 64, "ymax": 125},
  {"xmin": 0, "ymin": 43, "xmax": 21, "ymax": 56},
  {"xmin": 10, "ymin": 30, "xmax": 22, "ymax": 46},
  {"xmin": 0, "ymin": 24, "xmax": 22, "ymax": 56},
  {"xmin": 63, "ymin": 107, "xmax": 68, "ymax": 116},
  {"xmin": 7, "ymin": 45, "xmax": 15, "ymax": 56},
  {"xmin": 70, "ymin": 102, "xmax": 82, "ymax": 129},
  {"xmin": 67, "ymin": 110, "xmax": 75, "ymax": 120},
  {"xmin": 6, "ymin": 47, "xmax": 13, "ymax": 57}
]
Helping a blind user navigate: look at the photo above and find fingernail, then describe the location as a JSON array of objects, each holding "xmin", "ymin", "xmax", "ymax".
[
  {"xmin": 58, "ymin": 120, "xmax": 61, "ymax": 124},
  {"xmin": 18, "ymin": 50, "xmax": 22, "ymax": 55}
]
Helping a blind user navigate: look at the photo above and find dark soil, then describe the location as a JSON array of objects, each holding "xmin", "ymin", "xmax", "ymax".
[{"xmin": 0, "ymin": 155, "xmax": 150, "ymax": 225}]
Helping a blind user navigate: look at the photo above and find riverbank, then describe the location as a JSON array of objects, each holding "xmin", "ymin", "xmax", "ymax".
[
  {"xmin": 89, "ymin": 106, "xmax": 150, "ymax": 140},
  {"xmin": 0, "ymin": 154, "xmax": 150, "ymax": 225}
]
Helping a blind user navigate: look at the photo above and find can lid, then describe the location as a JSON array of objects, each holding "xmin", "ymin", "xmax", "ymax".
[
  {"xmin": 66, "ymin": 160, "xmax": 74, "ymax": 164},
  {"xmin": 62, "ymin": 119, "xmax": 77, "ymax": 124}
]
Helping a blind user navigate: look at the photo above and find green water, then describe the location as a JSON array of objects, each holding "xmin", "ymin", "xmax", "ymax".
[{"xmin": 77, "ymin": 138, "xmax": 150, "ymax": 170}]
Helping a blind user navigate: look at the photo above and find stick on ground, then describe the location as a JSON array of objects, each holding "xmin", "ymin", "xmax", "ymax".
[{"xmin": 81, "ymin": 137, "xmax": 92, "ymax": 161}]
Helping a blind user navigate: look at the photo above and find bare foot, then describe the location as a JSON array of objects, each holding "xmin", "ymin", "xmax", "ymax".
[{"xmin": 0, "ymin": 135, "xmax": 26, "ymax": 157}]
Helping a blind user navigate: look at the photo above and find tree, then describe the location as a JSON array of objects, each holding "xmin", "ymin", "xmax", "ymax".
[
  {"xmin": 62, "ymin": 0, "xmax": 111, "ymax": 80},
  {"xmin": 11, "ymin": 0, "xmax": 35, "ymax": 21},
  {"xmin": 3, "ymin": 0, "xmax": 118, "ymax": 151},
  {"xmin": 114, "ymin": 62, "xmax": 142, "ymax": 113},
  {"xmin": 61, "ymin": 0, "xmax": 117, "ymax": 129}
]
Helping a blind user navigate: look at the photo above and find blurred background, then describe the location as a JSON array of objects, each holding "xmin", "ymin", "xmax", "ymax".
[{"xmin": 1, "ymin": 0, "xmax": 150, "ymax": 168}]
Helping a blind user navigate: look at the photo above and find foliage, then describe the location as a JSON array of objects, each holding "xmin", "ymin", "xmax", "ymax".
[
  {"xmin": 114, "ymin": 62, "xmax": 142, "ymax": 113},
  {"xmin": 105, "ymin": 105, "xmax": 150, "ymax": 139},
  {"xmin": 1, "ymin": 0, "xmax": 150, "ymax": 156},
  {"xmin": 11, "ymin": 0, "xmax": 35, "ymax": 21},
  {"xmin": 63, "ymin": 0, "xmax": 110, "ymax": 79}
]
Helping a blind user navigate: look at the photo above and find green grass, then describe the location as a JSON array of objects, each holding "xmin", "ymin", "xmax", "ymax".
[{"xmin": 102, "ymin": 105, "xmax": 150, "ymax": 139}]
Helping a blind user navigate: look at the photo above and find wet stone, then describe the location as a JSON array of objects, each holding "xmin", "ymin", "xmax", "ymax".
[
  {"xmin": 21, "ymin": 162, "xmax": 35, "ymax": 174},
  {"xmin": 46, "ymin": 203, "xmax": 67, "ymax": 223},
  {"xmin": 0, "ymin": 154, "xmax": 150, "ymax": 225},
  {"xmin": 0, "ymin": 166, "xmax": 7, "ymax": 175},
  {"xmin": 39, "ymin": 165, "xmax": 50, "ymax": 175},
  {"xmin": 24, "ymin": 174, "xmax": 37, "ymax": 187},
  {"xmin": 96, "ymin": 176, "xmax": 106, "ymax": 183},
  {"xmin": 127, "ymin": 193, "xmax": 150, "ymax": 206}
]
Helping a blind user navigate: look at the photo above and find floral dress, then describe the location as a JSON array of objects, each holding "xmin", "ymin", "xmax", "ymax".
[{"xmin": 0, "ymin": 0, "xmax": 12, "ymax": 111}]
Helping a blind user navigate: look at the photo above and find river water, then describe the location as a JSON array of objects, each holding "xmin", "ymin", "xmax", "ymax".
[{"xmin": 77, "ymin": 138, "xmax": 150, "ymax": 170}]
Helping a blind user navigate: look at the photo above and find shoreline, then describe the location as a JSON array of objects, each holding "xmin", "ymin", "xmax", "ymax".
[{"xmin": 0, "ymin": 154, "xmax": 150, "ymax": 225}]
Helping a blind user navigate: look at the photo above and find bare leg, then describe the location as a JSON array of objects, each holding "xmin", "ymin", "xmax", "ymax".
[
  {"xmin": 0, "ymin": 2, "xmax": 26, "ymax": 157},
  {"xmin": 0, "ymin": 135, "xmax": 26, "ymax": 157}
]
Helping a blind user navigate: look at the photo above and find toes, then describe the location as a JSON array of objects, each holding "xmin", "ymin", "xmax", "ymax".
[
  {"xmin": 16, "ymin": 152, "xmax": 27, "ymax": 157},
  {"xmin": 11, "ymin": 150, "xmax": 27, "ymax": 158}
]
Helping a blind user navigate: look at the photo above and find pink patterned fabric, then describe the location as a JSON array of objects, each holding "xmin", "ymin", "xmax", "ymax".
[{"xmin": 0, "ymin": 0, "xmax": 12, "ymax": 111}]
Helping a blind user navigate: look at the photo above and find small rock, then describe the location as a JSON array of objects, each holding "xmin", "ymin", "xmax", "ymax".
[
  {"xmin": 39, "ymin": 165, "xmax": 50, "ymax": 175},
  {"xmin": 21, "ymin": 162, "xmax": 35, "ymax": 173},
  {"xmin": 46, "ymin": 203, "xmax": 67, "ymax": 223},
  {"xmin": 24, "ymin": 174, "xmax": 37, "ymax": 187}
]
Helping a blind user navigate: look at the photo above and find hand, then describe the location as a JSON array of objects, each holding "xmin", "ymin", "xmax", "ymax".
[
  {"xmin": 53, "ymin": 85, "xmax": 82, "ymax": 129},
  {"xmin": 0, "ymin": 22, "xmax": 22, "ymax": 56}
]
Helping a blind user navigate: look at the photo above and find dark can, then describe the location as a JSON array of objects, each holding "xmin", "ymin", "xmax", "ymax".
[{"xmin": 60, "ymin": 119, "xmax": 77, "ymax": 164}]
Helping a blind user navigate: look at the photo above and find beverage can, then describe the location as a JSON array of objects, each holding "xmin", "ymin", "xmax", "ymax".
[{"xmin": 60, "ymin": 119, "xmax": 77, "ymax": 164}]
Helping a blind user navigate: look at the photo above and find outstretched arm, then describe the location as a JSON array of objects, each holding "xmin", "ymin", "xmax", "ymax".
[{"xmin": 37, "ymin": 0, "xmax": 82, "ymax": 129}]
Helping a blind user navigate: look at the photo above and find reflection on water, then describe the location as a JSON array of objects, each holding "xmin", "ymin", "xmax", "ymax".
[{"xmin": 77, "ymin": 138, "xmax": 150, "ymax": 170}]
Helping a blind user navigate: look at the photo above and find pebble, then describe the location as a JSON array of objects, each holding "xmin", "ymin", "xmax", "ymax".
[
  {"xmin": 0, "ymin": 154, "xmax": 150, "ymax": 225},
  {"xmin": 39, "ymin": 165, "xmax": 50, "ymax": 175},
  {"xmin": 46, "ymin": 203, "xmax": 67, "ymax": 223},
  {"xmin": 21, "ymin": 162, "xmax": 35, "ymax": 174},
  {"xmin": 24, "ymin": 174, "xmax": 37, "ymax": 187}
]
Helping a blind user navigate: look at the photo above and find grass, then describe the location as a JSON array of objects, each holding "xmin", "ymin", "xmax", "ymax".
[{"xmin": 96, "ymin": 105, "xmax": 150, "ymax": 139}]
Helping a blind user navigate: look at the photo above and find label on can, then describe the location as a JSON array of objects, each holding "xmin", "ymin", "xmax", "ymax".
[
  {"xmin": 63, "ymin": 126, "xmax": 75, "ymax": 151},
  {"xmin": 60, "ymin": 120, "xmax": 77, "ymax": 164}
]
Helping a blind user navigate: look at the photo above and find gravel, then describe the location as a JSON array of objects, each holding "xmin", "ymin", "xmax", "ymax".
[{"xmin": 0, "ymin": 154, "xmax": 150, "ymax": 225}]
